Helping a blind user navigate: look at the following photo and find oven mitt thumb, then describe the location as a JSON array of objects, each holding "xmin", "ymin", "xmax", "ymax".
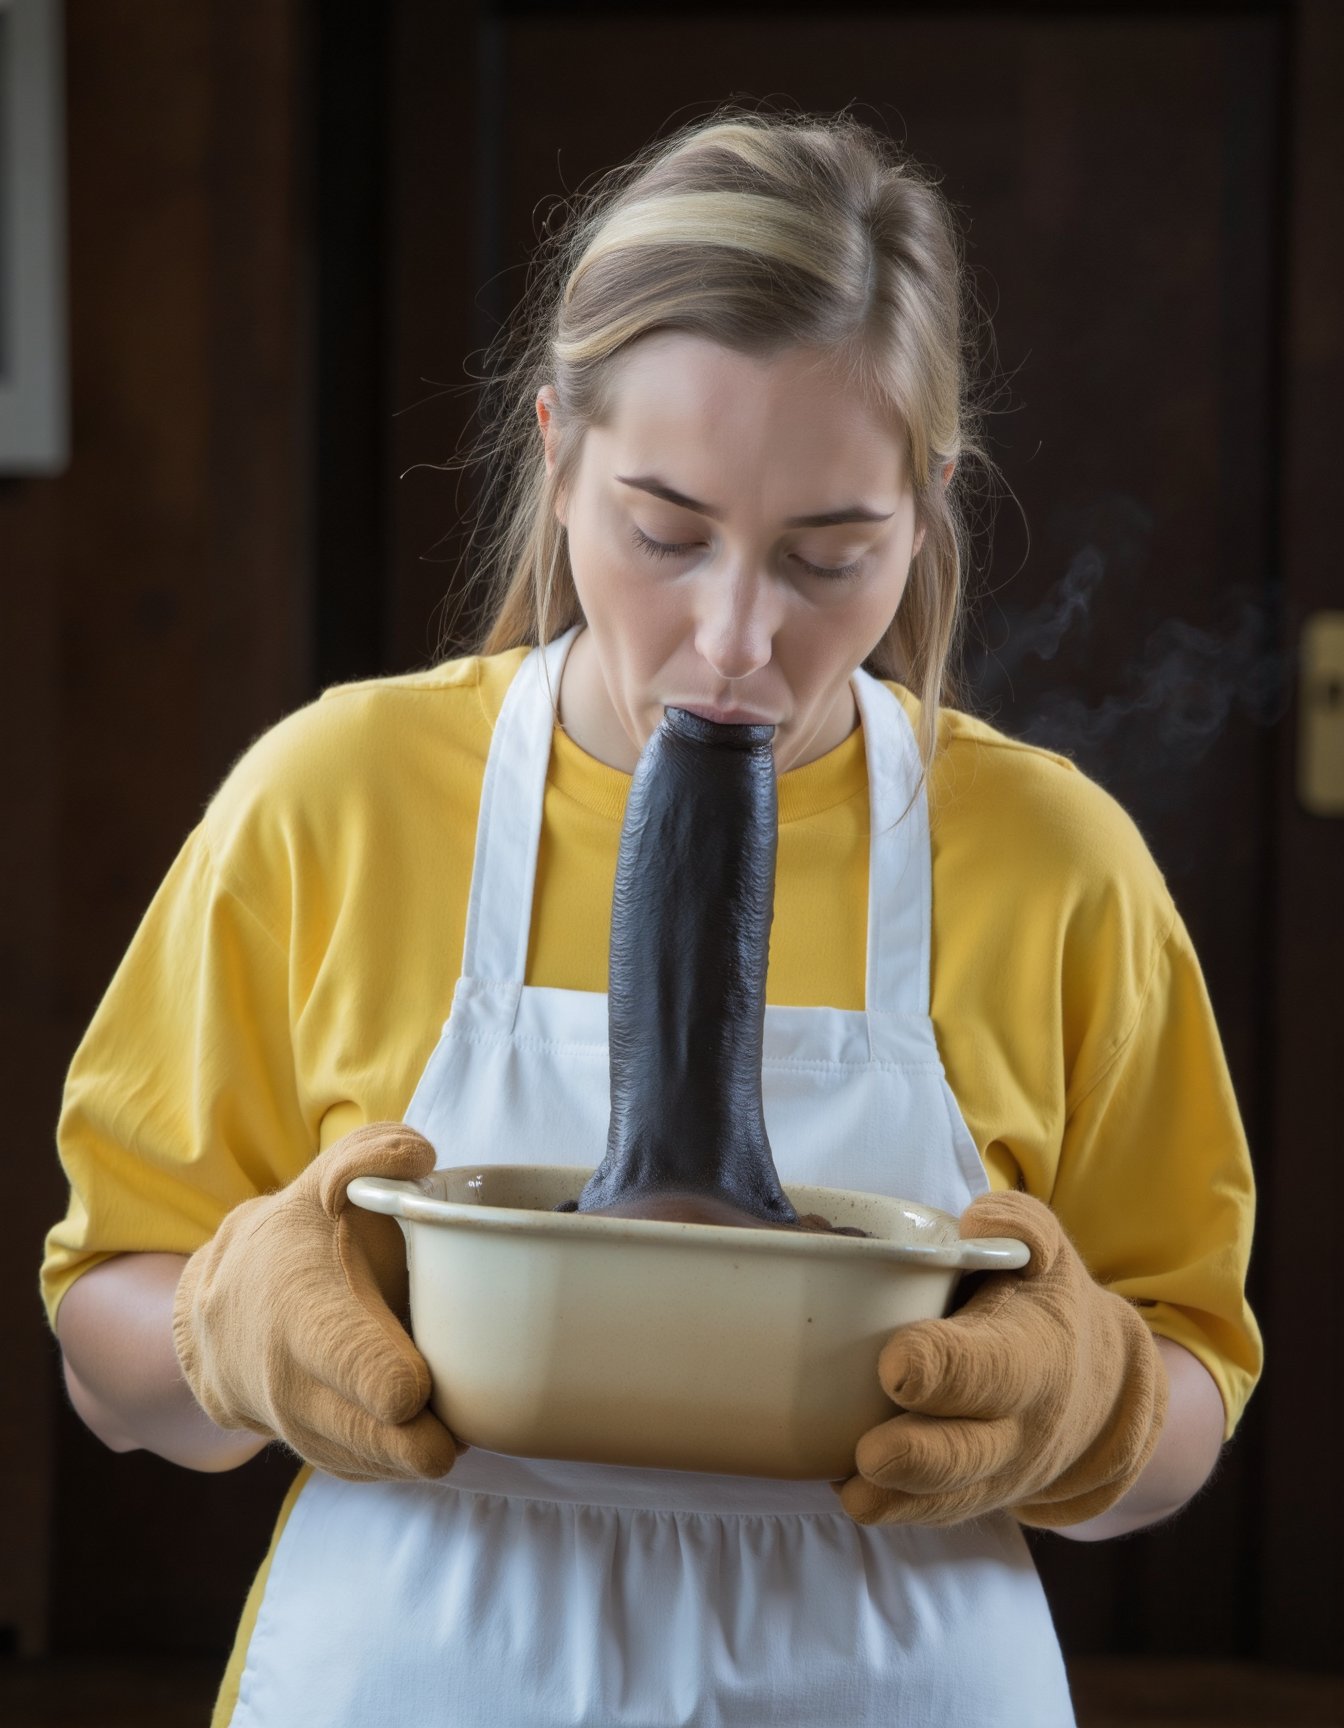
[
  {"xmin": 838, "ymin": 1190, "xmax": 1168, "ymax": 1529},
  {"xmin": 172, "ymin": 1122, "xmax": 460, "ymax": 1483}
]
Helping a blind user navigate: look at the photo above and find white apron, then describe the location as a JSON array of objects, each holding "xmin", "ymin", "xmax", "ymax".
[{"xmin": 230, "ymin": 630, "xmax": 1075, "ymax": 1727}]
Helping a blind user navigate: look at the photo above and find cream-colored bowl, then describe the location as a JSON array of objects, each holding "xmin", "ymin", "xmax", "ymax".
[{"xmin": 348, "ymin": 1165, "xmax": 1028, "ymax": 1481}]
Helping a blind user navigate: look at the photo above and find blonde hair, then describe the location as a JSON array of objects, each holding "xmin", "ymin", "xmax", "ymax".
[{"xmin": 444, "ymin": 103, "xmax": 998, "ymax": 776}]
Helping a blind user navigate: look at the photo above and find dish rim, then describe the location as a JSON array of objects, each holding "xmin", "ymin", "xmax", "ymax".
[{"xmin": 348, "ymin": 1168, "xmax": 1031, "ymax": 1272}]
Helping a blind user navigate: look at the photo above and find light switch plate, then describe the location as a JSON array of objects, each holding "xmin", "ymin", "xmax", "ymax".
[{"xmin": 1298, "ymin": 612, "xmax": 1344, "ymax": 816}]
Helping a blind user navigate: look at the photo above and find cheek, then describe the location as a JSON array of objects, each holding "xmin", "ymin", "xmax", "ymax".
[
  {"xmin": 855, "ymin": 558, "xmax": 912, "ymax": 639},
  {"xmin": 593, "ymin": 513, "xmax": 685, "ymax": 625},
  {"xmin": 823, "ymin": 572, "xmax": 907, "ymax": 638},
  {"xmin": 573, "ymin": 501, "xmax": 634, "ymax": 607},
  {"xmin": 866, "ymin": 573, "xmax": 909, "ymax": 636},
  {"xmin": 567, "ymin": 509, "xmax": 623, "ymax": 619},
  {"xmin": 570, "ymin": 524, "xmax": 681, "ymax": 663},
  {"xmin": 787, "ymin": 574, "xmax": 907, "ymax": 689}
]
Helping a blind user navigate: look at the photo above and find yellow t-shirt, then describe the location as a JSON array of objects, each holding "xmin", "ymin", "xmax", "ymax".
[
  {"xmin": 43, "ymin": 642, "xmax": 1262, "ymax": 1410},
  {"xmin": 42, "ymin": 645, "xmax": 1262, "ymax": 1717}
]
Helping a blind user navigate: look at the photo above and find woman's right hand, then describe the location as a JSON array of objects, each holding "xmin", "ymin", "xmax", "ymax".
[{"xmin": 172, "ymin": 1122, "xmax": 460, "ymax": 1482}]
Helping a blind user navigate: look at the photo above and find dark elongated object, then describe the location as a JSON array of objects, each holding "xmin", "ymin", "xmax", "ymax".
[{"xmin": 575, "ymin": 707, "xmax": 798, "ymax": 1227}]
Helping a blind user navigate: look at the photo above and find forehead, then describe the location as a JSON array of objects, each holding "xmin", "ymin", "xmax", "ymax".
[{"xmin": 594, "ymin": 333, "xmax": 907, "ymax": 499}]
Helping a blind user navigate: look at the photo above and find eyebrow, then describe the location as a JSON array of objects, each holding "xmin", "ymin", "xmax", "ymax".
[{"xmin": 615, "ymin": 474, "xmax": 893, "ymax": 529}]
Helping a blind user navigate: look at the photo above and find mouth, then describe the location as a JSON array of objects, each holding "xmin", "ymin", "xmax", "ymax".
[{"xmin": 675, "ymin": 704, "xmax": 780, "ymax": 726}]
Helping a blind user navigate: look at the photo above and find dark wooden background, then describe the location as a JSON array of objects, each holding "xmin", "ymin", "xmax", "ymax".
[{"xmin": 3, "ymin": 0, "xmax": 1340, "ymax": 1683}]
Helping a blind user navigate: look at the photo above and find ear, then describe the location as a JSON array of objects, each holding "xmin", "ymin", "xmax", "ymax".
[{"xmin": 536, "ymin": 386, "xmax": 567, "ymax": 526}]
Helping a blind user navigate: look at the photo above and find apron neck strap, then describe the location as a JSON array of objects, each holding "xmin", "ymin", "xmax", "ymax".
[
  {"xmin": 459, "ymin": 627, "xmax": 579, "ymax": 985},
  {"xmin": 852, "ymin": 668, "xmax": 933, "ymax": 1019}
]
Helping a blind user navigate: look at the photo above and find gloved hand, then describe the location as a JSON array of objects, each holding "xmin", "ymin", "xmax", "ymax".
[
  {"xmin": 838, "ymin": 1190, "xmax": 1168, "ymax": 1529},
  {"xmin": 172, "ymin": 1122, "xmax": 459, "ymax": 1482}
]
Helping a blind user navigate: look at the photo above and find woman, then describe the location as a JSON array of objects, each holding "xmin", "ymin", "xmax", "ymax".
[{"xmin": 44, "ymin": 108, "xmax": 1261, "ymax": 1725}]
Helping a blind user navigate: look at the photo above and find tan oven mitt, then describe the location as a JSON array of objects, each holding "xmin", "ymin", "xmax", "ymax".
[
  {"xmin": 173, "ymin": 1122, "xmax": 459, "ymax": 1483},
  {"xmin": 838, "ymin": 1191, "xmax": 1169, "ymax": 1529}
]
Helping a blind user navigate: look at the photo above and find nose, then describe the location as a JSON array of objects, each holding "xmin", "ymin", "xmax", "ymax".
[{"xmin": 693, "ymin": 567, "xmax": 783, "ymax": 683}]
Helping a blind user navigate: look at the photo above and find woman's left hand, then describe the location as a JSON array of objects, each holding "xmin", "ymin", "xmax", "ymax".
[{"xmin": 837, "ymin": 1190, "xmax": 1169, "ymax": 1529}]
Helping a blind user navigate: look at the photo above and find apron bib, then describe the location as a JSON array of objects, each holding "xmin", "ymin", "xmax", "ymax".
[{"xmin": 230, "ymin": 631, "xmax": 1075, "ymax": 1726}]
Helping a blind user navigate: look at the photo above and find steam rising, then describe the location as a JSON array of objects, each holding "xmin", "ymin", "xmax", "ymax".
[{"xmin": 965, "ymin": 505, "xmax": 1291, "ymax": 786}]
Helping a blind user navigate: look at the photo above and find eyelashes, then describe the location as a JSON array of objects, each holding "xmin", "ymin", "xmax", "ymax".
[
  {"xmin": 802, "ymin": 555, "xmax": 864, "ymax": 581},
  {"xmin": 629, "ymin": 525, "xmax": 688, "ymax": 562},
  {"xmin": 628, "ymin": 524, "xmax": 863, "ymax": 582}
]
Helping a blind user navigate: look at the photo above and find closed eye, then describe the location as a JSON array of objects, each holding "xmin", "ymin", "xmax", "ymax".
[
  {"xmin": 629, "ymin": 525, "xmax": 863, "ymax": 582},
  {"xmin": 630, "ymin": 525, "xmax": 695, "ymax": 561},
  {"xmin": 795, "ymin": 553, "xmax": 864, "ymax": 581}
]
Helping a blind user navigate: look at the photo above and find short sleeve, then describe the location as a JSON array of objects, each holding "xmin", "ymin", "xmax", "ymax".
[
  {"xmin": 1048, "ymin": 907, "xmax": 1263, "ymax": 1438},
  {"xmin": 41, "ymin": 823, "xmax": 313, "ymax": 1329}
]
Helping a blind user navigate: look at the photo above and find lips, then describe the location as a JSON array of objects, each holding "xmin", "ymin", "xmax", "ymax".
[{"xmin": 676, "ymin": 704, "xmax": 779, "ymax": 725}]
